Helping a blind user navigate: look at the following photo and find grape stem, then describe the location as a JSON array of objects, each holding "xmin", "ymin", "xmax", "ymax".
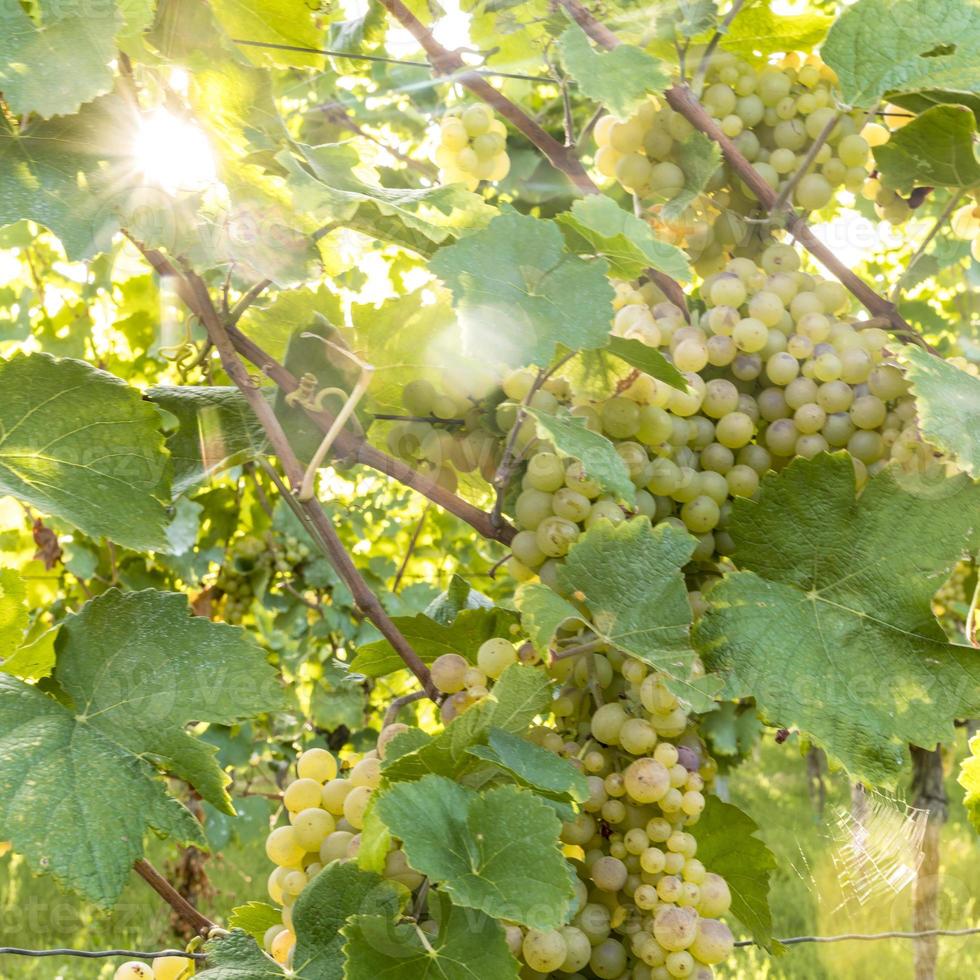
[
  {"xmin": 384, "ymin": 690, "xmax": 428, "ymax": 727},
  {"xmin": 375, "ymin": 0, "xmax": 690, "ymax": 315},
  {"xmin": 127, "ymin": 237, "xmax": 517, "ymax": 546},
  {"xmin": 691, "ymin": 0, "xmax": 746, "ymax": 97},
  {"xmin": 177, "ymin": 267, "xmax": 442, "ymax": 701},
  {"xmin": 555, "ymin": 0, "xmax": 937, "ymax": 353},
  {"xmin": 132, "ymin": 859, "xmax": 216, "ymax": 937},
  {"xmin": 769, "ymin": 109, "xmax": 843, "ymax": 216},
  {"xmin": 890, "ymin": 188, "xmax": 967, "ymax": 305},
  {"xmin": 490, "ymin": 351, "xmax": 576, "ymax": 529}
]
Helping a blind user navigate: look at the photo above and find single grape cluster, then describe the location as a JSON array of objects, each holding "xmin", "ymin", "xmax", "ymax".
[
  {"xmin": 216, "ymin": 533, "xmax": 311, "ymax": 623},
  {"xmin": 503, "ymin": 244, "xmax": 921, "ymax": 580},
  {"xmin": 508, "ymin": 641, "xmax": 733, "ymax": 979},
  {"xmin": 263, "ymin": 746, "xmax": 424, "ymax": 967},
  {"xmin": 430, "ymin": 635, "xmax": 525, "ymax": 722},
  {"xmin": 593, "ymin": 50, "xmax": 897, "ymax": 270},
  {"xmin": 385, "ymin": 369, "xmax": 507, "ymax": 490},
  {"xmin": 433, "ymin": 104, "xmax": 511, "ymax": 190}
]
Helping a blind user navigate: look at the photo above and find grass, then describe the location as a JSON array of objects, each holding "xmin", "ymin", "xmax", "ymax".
[{"xmin": 0, "ymin": 735, "xmax": 977, "ymax": 978}]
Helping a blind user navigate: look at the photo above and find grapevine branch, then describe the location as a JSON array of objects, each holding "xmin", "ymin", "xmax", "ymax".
[
  {"xmin": 373, "ymin": 0, "xmax": 689, "ymax": 312},
  {"xmin": 0, "ymin": 948, "xmax": 207, "ymax": 961},
  {"xmin": 555, "ymin": 0, "xmax": 935, "ymax": 351},
  {"xmin": 132, "ymin": 859, "xmax": 215, "ymax": 936},
  {"xmin": 129, "ymin": 239, "xmax": 515, "ymax": 545},
  {"xmin": 181, "ymin": 270, "xmax": 441, "ymax": 701}
]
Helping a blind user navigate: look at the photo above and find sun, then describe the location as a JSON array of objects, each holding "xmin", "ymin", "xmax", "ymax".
[{"xmin": 132, "ymin": 109, "xmax": 217, "ymax": 194}]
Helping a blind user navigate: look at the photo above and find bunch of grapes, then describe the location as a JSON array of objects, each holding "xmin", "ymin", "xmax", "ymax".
[
  {"xmin": 592, "ymin": 50, "xmax": 900, "ymax": 269},
  {"xmin": 433, "ymin": 104, "xmax": 511, "ymax": 190},
  {"xmin": 508, "ymin": 642, "xmax": 732, "ymax": 979},
  {"xmin": 503, "ymin": 244, "xmax": 921, "ymax": 579},
  {"xmin": 949, "ymin": 192, "xmax": 980, "ymax": 262},
  {"xmin": 215, "ymin": 533, "xmax": 311, "ymax": 623},
  {"xmin": 385, "ymin": 368, "xmax": 507, "ymax": 489},
  {"xmin": 113, "ymin": 955, "xmax": 195, "ymax": 979},
  {"xmin": 262, "ymin": 746, "xmax": 424, "ymax": 966}
]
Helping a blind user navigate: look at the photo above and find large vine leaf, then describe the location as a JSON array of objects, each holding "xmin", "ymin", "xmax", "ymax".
[
  {"xmin": 209, "ymin": 0, "xmax": 324, "ymax": 69},
  {"xmin": 0, "ymin": 99, "xmax": 121, "ymax": 258},
  {"xmin": 720, "ymin": 5, "xmax": 832, "ymax": 57},
  {"xmin": 696, "ymin": 454, "xmax": 980, "ymax": 784},
  {"xmin": 381, "ymin": 665, "xmax": 553, "ymax": 781},
  {"xmin": 280, "ymin": 144, "xmax": 495, "ymax": 257},
  {"xmin": 0, "ymin": 589, "xmax": 284, "ymax": 907},
  {"xmin": 0, "ymin": 1, "xmax": 122, "ymax": 118},
  {"xmin": 558, "ymin": 22, "xmax": 669, "ymax": 119},
  {"xmin": 430, "ymin": 212, "xmax": 615, "ymax": 368},
  {"xmin": 292, "ymin": 862, "xmax": 405, "ymax": 980},
  {"xmin": 556, "ymin": 519, "xmax": 708, "ymax": 704},
  {"xmin": 959, "ymin": 732, "xmax": 980, "ymax": 832},
  {"xmin": 874, "ymin": 105, "xmax": 980, "ymax": 191},
  {"xmin": 148, "ymin": 386, "xmax": 269, "ymax": 495},
  {"xmin": 557, "ymin": 195, "xmax": 692, "ymax": 282},
  {"xmin": 374, "ymin": 775, "xmax": 575, "ymax": 929},
  {"xmin": 515, "ymin": 582, "xmax": 586, "ymax": 653},
  {"xmin": 903, "ymin": 347, "xmax": 980, "ymax": 477},
  {"xmin": 823, "ymin": 0, "xmax": 980, "ymax": 107},
  {"xmin": 0, "ymin": 353, "xmax": 171, "ymax": 550},
  {"xmin": 695, "ymin": 798, "xmax": 776, "ymax": 947},
  {"xmin": 344, "ymin": 897, "xmax": 519, "ymax": 980},
  {"xmin": 527, "ymin": 409, "xmax": 636, "ymax": 505}
]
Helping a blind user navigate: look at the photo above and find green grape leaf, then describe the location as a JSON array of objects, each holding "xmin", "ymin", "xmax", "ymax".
[
  {"xmin": 656, "ymin": 0, "xmax": 718, "ymax": 39},
  {"xmin": 430, "ymin": 212, "xmax": 615, "ymax": 368},
  {"xmin": 720, "ymin": 6, "xmax": 832, "ymax": 57},
  {"xmin": 662, "ymin": 131, "xmax": 723, "ymax": 220},
  {"xmin": 0, "ymin": 353, "xmax": 170, "ymax": 550},
  {"xmin": 381, "ymin": 665, "xmax": 553, "ymax": 781},
  {"xmin": 356, "ymin": 803, "xmax": 391, "ymax": 874},
  {"xmin": 0, "ymin": 98, "xmax": 120, "ymax": 259},
  {"xmin": 526, "ymin": 408, "xmax": 636, "ymax": 505},
  {"xmin": 292, "ymin": 861, "xmax": 405, "ymax": 979},
  {"xmin": 958, "ymin": 732, "xmax": 980, "ymax": 832},
  {"xmin": 557, "ymin": 519, "xmax": 708, "ymax": 705},
  {"xmin": 558, "ymin": 23, "xmax": 670, "ymax": 119},
  {"xmin": 343, "ymin": 898, "xmax": 520, "ymax": 980},
  {"xmin": 606, "ymin": 336, "xmax": 689, "ymax": 391},
  {"xmin": 237, "ymin": 285, "xmax": 345, "ymax": 363},
  {"xmin": 695, "ymin": 798, "xmax": 776, "ymax": 947},
  {"xmin": 0, "ymin": 2, "xmax": 121, "ymax": 118},
  {"xmin": 0, "ymin": 568, "xmax": 28, "ymax": 659},
  {"xmin": 0, "ymin": 588, "xmax": 284, "ymax": 907},
  {"xmin": 0, "ymin": 625, "xmax": 59, "ymax": 681},
  {"xmin": 228, "ymin": 902, "xmax": 282, "ymax": 942},
  {"xmin": 557, "ymin": 195, "xmax": 692, "ymax": 282},
  {"xmin": 147, "ymin": 387, "xmax": 269, "ymax": 496},
  {"xmin": 468, "ymin": 727, "xmax": 590, "ymax": 802},
  {"xmin": 823, "ymin": 0, "xmax": 980, "ymax": 107},
  {"xmin": 515, "ymin": 582, "xmax": 587, "ymax": 652},
  {"xmin": 209, "ymin": 0, "xmax": 324, "ymax": 68},
  {"xmin": 903, "ymin": 347, "xmax": 980, "ymax": 477},
  {"xmin": 874, "ymin": 105, "xmax": 980, "ymax": 191},
  {"xmin": 280, "ymin": 144, "xmax": 495, "ymax": 257},
  {"xmin": 700, "ymin": 702, "xmax": 762, "ymax": 760},
  {"xmin": 425, "ymin": 575, "xmax": 494, "ymax": 624},
  {"xmin": 374, "ymin": 775, "xmax": 574, "ymax": 928},
  {"xmin": 197, "ymin": 930, "xmax": 285, "ymax": 979},
  {"xmin": 349, "ymin": 606, "xmax": 519, "ymax": 677},
  {"xmin": 696, "ymin": 454, "xmax": 980, "ymax": 785}
]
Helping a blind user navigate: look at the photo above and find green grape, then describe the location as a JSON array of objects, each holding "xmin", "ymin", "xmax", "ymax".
[
  {"xmin": 681, "ymin": 495, "xmax": 721, "ymax": 533},
  {"xmin": 553, "ymin": 487, "xmax": 592, "ymax": 523},
  {"xmin": 591, "ymin": 938, "xmax": 629, "ymax": 979},
  {"xmin": 617, "ymin": 153, "xmax": 654, "ymax": 191},
  {"xmin": 536, "ymin": 515, "xmax": 580, "ymax": 557},
  {"xmin": 526, "ymin": 451, "xmax": 565, "ymax": 492},
  {"xmin": 515, "ymin": 488, "xmax": 553, "ymax": 529},
  {"xmin": 795, "ymin": 173, "xmax": 834, "ymax": 210},
  {"xmin": 462, "ymin": 104, "xmax": 492, "ymax": 137},
  {"xmin": 511, "ymin": 529, "xmax": 546, "ymax": 568},
  {"xmin": 523, "ymin": 929, "xmax": 568, "ymax": 972},
  {"xmin": 794, "ymin": 402, "xmax": 826, "ymax": 434},
  {"xmin": 565, "ymin": 459, "xmax": 603, "ymax": 498},
  {"xmin": 690, "ymin": 919, "xmax": 734, "ymax": 965},
  {"xmin": 732, "ymin": 318, "xmax": 768, "ymax": 353},
  {"xmin": 431, "ymin": 653, "xmax": 468, "ymax": 693},
  {"xmin": 602, "ymin": 396, "xmax": 642, "ymax": 438},
  {"xmin": 115, "ymin": 965, "xmax": 154, "ymax": 980},
  {"xmin": 477, "ymin": 637, "xmax": 518, "ymax": 678}
]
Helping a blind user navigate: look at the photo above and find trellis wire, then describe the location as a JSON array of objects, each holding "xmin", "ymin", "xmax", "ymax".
[{"xmin": 2, "ymin": 927, "xmax": 978, "ymax": 960}]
